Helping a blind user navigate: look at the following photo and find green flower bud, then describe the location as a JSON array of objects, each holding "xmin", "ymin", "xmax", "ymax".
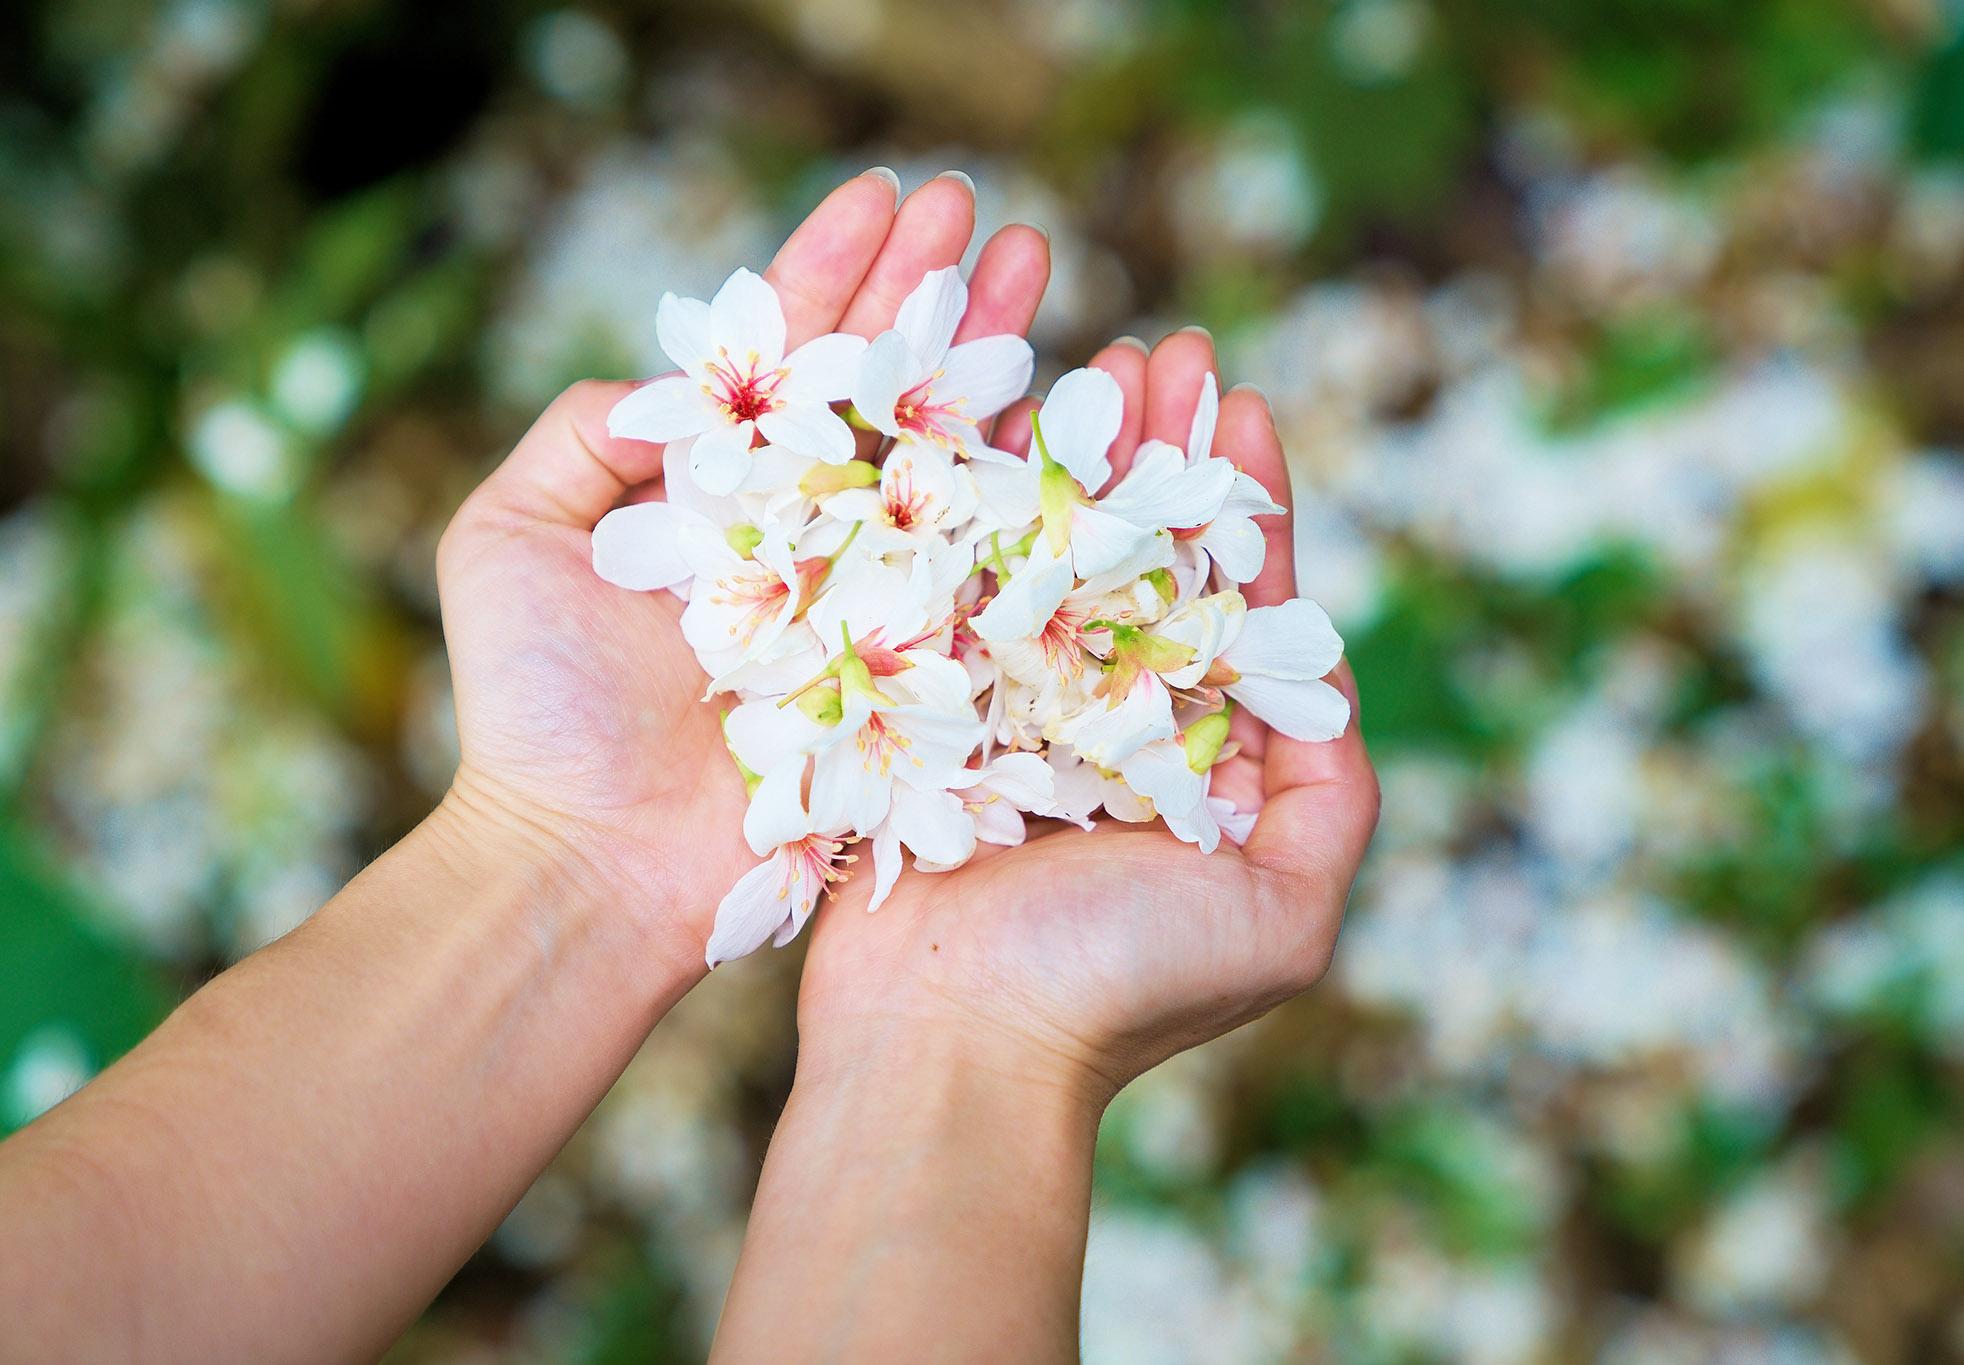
[
  {"xmin": 725, "ymin": 522, "xmax": 765, "ymax": 558},
  {"xmin": 1184, "ymin": 702, "xmax": 1234, "ymax": 774}
]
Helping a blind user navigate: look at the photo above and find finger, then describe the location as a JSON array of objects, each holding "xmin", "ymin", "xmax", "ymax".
[
  {"xmin": 988, "ymin": 396, "xmax": 1038, "ymax": 457},
  {"xmin": 836, "ymin": 172, "xmax": 977, "ymax": 338},
  {"xmin": 474, "ymin": 379, "xmax": 663, "ymax": 527},
  {"xmin": 764, "ymin": 169, "xmax": 901, "ymax": 346},
  {"xmin": 1142, "ymin": 325, "xmax": 1220, "ymax": 455},
  {"xmin": 1240, "ymin": 662, "xmax": 1377, "ymax": 891},
  {"xmin": 1215, "ymin": 385, "xmax": 1292, "ymax": 777},
  {"xmin": 953, "ymin": 224, "xmax": 1050, "ymax": 344},
  {"xmin": 1215, "ymin": 385, "xmax": 1295, "ymax": 607},
  {"xmin": 1085, "ymin": 337, "xmax": 1148, "ymax": 487}
]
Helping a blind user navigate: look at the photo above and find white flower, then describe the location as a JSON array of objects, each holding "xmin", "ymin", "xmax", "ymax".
[
  {"xmin": 608, "ymin": 268, "xmax": 868, "ymax": 495},
  {"xmin": 706, "ymin": 761, "xmax": 852, "ymax": 966},
  {"xmin": 820, "ymin": 439, "xmax": 979, "ymax": 549},
  {"xmin": 1210, "ymin": 598, "xmax": 1350, "ymax": 741},
  {"xmin": 1166, "ymin": 374, "xmax": 1285, "ymax": 585},
  {"xmin": 591, "ymin": 442, "xmax": 750, "ymax": 594},
  {"xmin": 851, "ymin": 266, "xmax": 1034, "ymax": 462}
]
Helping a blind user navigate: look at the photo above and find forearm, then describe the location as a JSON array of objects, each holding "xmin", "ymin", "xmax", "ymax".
[
  {"xmin": 712, "ymin": 1022, "xmax": 1105, "ymax": 1364},
  {"xmin": 0, "ymin": 789, "xmax": 702, "ymax": 1363}
]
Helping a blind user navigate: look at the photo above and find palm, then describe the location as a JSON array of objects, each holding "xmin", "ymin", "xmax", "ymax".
[
  {"xmin": 799, "ymin": 332, "xmax": 1379, "ymax": 1091},
  {"xmin": 434, "ymin": 171, "xmax": 1054, "ymax": 957}
]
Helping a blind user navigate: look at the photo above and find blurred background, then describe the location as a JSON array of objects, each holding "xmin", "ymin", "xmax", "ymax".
[{"xmin": 4, "ymin": 0, "xmax": 1964, "ymax": 1360}]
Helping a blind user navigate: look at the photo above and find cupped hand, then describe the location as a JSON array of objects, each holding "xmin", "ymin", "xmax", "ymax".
[
  {"xmin": 797, "ymin": 330, "xmax": 1380, "ymax": 1103},
  {"xmin": 433, "ymin": 171, "xmax": 1053, "ymax": 968}
]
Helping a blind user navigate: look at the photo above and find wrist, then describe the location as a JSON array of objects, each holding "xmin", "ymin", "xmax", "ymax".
[
  {"xmin": 793, "ymin": 1007, "xmax": 1115, "ymax": 1133},
  {"xmin": 426, "ymin": 768, "xmax": 708, "ymax": 1001}
]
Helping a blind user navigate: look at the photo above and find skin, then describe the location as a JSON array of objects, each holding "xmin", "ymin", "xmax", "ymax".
[
  {"xmin": 0, "ymin": 170, "xmax": 1059, "ymax": 1364},
  {"xmin": 711, "ymin": 326, "xmax": 1380, "ymax": 1360}
]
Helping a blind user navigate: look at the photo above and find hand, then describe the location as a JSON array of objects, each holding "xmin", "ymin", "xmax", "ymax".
[
  {"xmin": 433, "ymin": 170, "xmax": 1053, "ymax": 971},
  {"xmin": 796, "ymin": 328, "xmax": 1380, "ymax": 1107}
]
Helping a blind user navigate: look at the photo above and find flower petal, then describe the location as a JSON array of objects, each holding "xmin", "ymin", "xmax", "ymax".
[
  {"xmin": 866, "ymin": 820, "xmax": 903, "ymax": 912},
  {"xmin": 938, "ymin": 335, "xmax": 1035, "ymax": 420},
  {"xmin": 1196, "ymin": 514, "xmax": 1267, "ymax": 585},
  {"xmin": 724, "ymin": 698, "xmax": 826, "ymax": 775},
  {"xmin": 894, "ymin": 265, "xmax": 966, "ymax": 368},
  {"xmin": 848, "ymin": 330, "xmax": 914, "ymax": 436},
  {"xmin": 781, "ymin": 331, "xmax": 870, "ymax": 403},
  {"xmin": 609, "ymin": 375, "xmax": 715, "ymax": 444},
  {"xmin": 705, "ymin": 855, "xmax": 797, "ymax": 967},
  {"xmin": 1099, "ymin": 446, "xmax": 1236, "ymax": 530},
  {"xmin": 1035, "ymin": 366, "xmax": 1123, "ymax": 490},
  {"xmin": 1069, "ymin": 504, "xmax": 1165, "ymax": 579},
  {"xmin": 971, "ymin": 539, "xmax": 1075, "ymax": 641},
  {"xmin": 1227, "ymin": 672, "xmax": 1351, "ymax": 742},
  {"xmin": 689, "ymin": 420, "xmax": 757, "ymax": 495},
  {"xmin": 1226, "ymin": 599, "xmax": 1345, "ymax": 681},
  {"xmin": 757, "ymin": 403, "xmax": 856, "ymax": 464},
  {"xmin": 1187, "ymin": 372, "xmax": 1218, "ymax": 464},
  {"xmin": 891, "ymin": 786, "xmax": 975, "ymax": 866},
  {"xmin": 743, "ymin": 758, "xmax": 812, "ymax": 856},
  {"xmin": 656, "ymin": 293, "xmax": 712, "ymax": 378},
  {"xmin": 591, "ymin": 500, "xmax": 701, "ymax": 591},
  {"xmin": 809, "ymin": 740, "xmax": 894, "ymax": 836},
  {"xmin": 708, "ymin": 267, "xmax": 786, "ymax": 367}
]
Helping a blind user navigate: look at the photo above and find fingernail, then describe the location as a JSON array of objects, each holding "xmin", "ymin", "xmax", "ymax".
[
  {"xmin": 936, "ymin": 169, "xmax": 976, "ymax": 194},
  {"xmin": 1112, "ymin": 335, "xmax": 1149, "ymax": 354},
  {"xmin": 1027, "ymin": 222, "xmax": 1051, "ymax": 243},
  {"xmin": 1228, "ymin": 380, "xmax": 1270, "ymax": 410},
  {"xmin": 1177, "ymin": 323, "xmax": 1214, "ymax": 342},
  {"xmin": 862, "ymin": 166, "xmax": 901, "ymax": 192}
]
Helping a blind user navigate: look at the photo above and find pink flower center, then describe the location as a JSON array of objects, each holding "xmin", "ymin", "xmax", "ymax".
[
  {"xmin": 855, "ymin": 711, "xmax": 917, "ymax": 776},
  {"xmin": 709, "ymin": 567, "xmax": 791, "ymax": 645},
  {"xmin": 778, "ymin": 833, "xmax": 852, "ymax": 902},
  {"xmin": 882, "ymin": 463, "xmax": 935, "ymax": 531},
  {"xmin": 705, "ymin": 348, "xmax": 787, "ymax": 426},
  {"xmin": 893, "ymin": 377, "xmax": 965, "ymax": 448},
  {"xmin": 1038, "ymin": 603, "xmax": 1089, "ymax": 677}
]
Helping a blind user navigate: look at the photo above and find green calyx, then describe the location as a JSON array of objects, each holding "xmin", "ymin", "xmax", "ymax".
[
  {"xmin": 834, "ymin": 619, "xmax": 895, "ymax": 706},
  {"xmin": 725, "ymin": 522, "xmax": 765, "ymax": 558},
  {"xmin": 795, "ymin": 682, "xmax": 844, "ymax": 726},
  {"xmin": 1144, "ymin": 567, "xmax": 1177, "ymax": 606},
  {"xmin": 1184, "ymin": 700, "xmax": 1235, "ymax": 774},
  {"xmin": 1097, "ymin": 622, "xmax": 1196, "ymax": 703},
  {"xmin": 1032, "ymin": 410, "xmax": 1088, "ymax": 557},
  {"xmin": 800, "ymin": 459, "xmax": 881, "ymax": 497}
]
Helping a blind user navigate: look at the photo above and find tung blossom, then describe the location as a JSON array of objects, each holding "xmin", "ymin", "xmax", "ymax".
[
  {"xmin": 608, "ymin": 268, "xmax": 868, "ymax": 496},
  {"xmin": 852, "ymin": 266, "xmax": 1034, "ymax": 462}
]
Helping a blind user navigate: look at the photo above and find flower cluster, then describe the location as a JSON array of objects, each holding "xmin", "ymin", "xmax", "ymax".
[{"xmin": 592, "ymin": 264, "xmax": 1349, "ymax": 964}]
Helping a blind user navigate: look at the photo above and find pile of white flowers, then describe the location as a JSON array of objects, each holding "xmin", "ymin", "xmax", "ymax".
[{"xmin": 592, "ymin": 263, "xmax": 1350, "ymax": 965}]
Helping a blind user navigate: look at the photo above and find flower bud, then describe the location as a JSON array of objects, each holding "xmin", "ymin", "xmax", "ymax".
[
  {"xmin": 796, "ymin": 680, "xmax": 844, "ymax": 726},
  {"xmin": 724, "ymin": 523, "xmax": 765, "ymax": 558},
  {"xmin": 799, "ymin": 460, "xmax": 882, "ymax": 497},
  {"xmin": 1184, "ymin": 702, "xmax": 1234, "ymax": 773}
]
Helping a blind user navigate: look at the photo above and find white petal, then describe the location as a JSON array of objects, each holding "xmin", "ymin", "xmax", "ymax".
[
  {"xmin": 780, "ymin": 332, "xmax": 870, "ymax": 403},
  {"xmin": 608, "ymin": 375, "xmax": 714, "ymax": 444},
  {"xmin": 1207, "ymin": 795, "xmax": 1257, "ymax": 845},
  {"xmin": 973, "ymin": 751, "xmax": 1054, "ymax": 809},
  {"xmin": 708, "ymin": 268, "xmax": 786, "ymax": 367},
  {"xmin": 970, "ymin": 799, "xmax": 1027, "ymax": 846},
  {"xmin": 891, "ymin": 787, "xmax": 976, "ymax": 866},
  {"xmin": 656, "ymin": 293, "xmax": 712, "ymax": 377},
  {"xmin": 1069, "ymin": 503, "xmax": 1162, "ymax": 579},
  {"xmin": 866, "ymin": 820, "xmax": 903, "ymax": 912},
  {"xmin": 1187, "ymin": 372, "xmax": 1218, "ymax": 463},
  {"xmin": 725, "ymin": 698, "xmax": 826, "ymax": 775},
  {"xmin": 1066, "ymin": 675, "xmax": 1175, "ymax": 766},
  {"xmin": 743, "ymin": 759, "xmax": 812, "ymax": 855},
  {"xmin": 894, "ymin": 265, "xmax": 965, "ymax": 367},
  {"xmin": 972, "ymin": 540, "xmax": 1075, "ymax": 641},
  {"xmin": 1119, "ymin": 740, "xmax": 1206, "ymax": 819},
  {"xmin": 591, "ymin": 501, "xmax": 701, "ymax": 591},
  {"xmin": 757, "ymin": 403, "xmax": 855, "ymax": 463},
  {"xmin": 1228, "ymin": 673, "xmax": 1351, "ymax": 742},
  {"xmin": 969, "ymin": 458, "xmax": 1041, "ymax": 528},
  {"xmin": 1221, "ymin": 469, "xmax": 1285, "ymax": 519},
  {"xmin": 1225, "ymin": 599, "xmax": 1345, "ymax": 681},
  {"xmin": 809, "ymin": 740, "xmax": 894, "ymax": 836},
  {"xmin": 1099, "ymin": 446, "xmax": 1236, "ymax": 530},
  {"xmin": 847, "ymin": 329, "xmax": 914, "ymax": 436},
  {"xmin": 937, "ymin": 335, "xmax": 1034, "ymax": 420},
  {"xmin": 705, "ymin": 856, "xmax": 798, "ymax": 967},
  {"xmin": 1197, "ymin": 514, "xmax": 1267, "ymax": 585},
  {"xmin": 1035, "ymin": 367, "xmax": 1122, "ymax": 490},
  {"xmin": 690, "ymin": 420, "xmax": 757, "ymax": 495}
]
